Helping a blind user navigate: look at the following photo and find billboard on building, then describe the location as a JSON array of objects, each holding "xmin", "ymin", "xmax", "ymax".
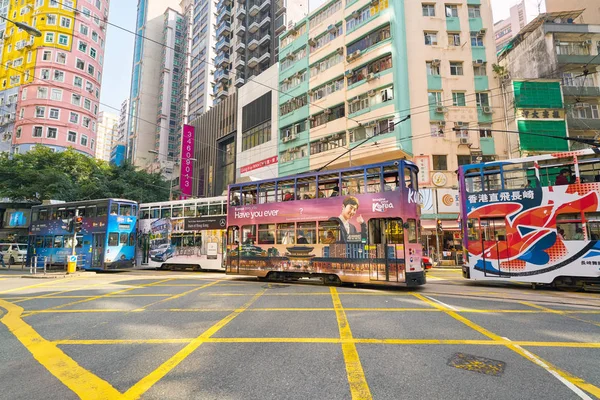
[{"xmin": 180, "ymin": 124, "xmax": 195, "ymax": 198}]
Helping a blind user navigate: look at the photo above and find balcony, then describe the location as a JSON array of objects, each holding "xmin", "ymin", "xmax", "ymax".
[
  {"xmin": 235, "ymin": 23, "xmax": 246, "ymax": 36},
  {"xmin": 236, "ymin": 6, "xmax": 246, "ymax": 20},
  {"xmin": 216, "ymin": 36, "xmax": 231, "ymax": 52},
  {"xmin": 260, "ymin": 0, "xmax": 271, "ymax": 11},
  {"xmin": 215, "ymin": 52, "xmax": 230, "ymax": 67},
  {"xmin": 249, "ymin": 3, "xmax": 260, "ymax": 16},
  {"xmin": 557, "ymin": 54, "xmax": 600, "ymax": 66},
  {"xmin": 234, "ymin": 55, "xmax": 245, "ymax": 70},
  {"xmin": 275, "ymin": 0, "xmax": 285, "ymax": 15},
  {"xmin": 235, "ymin": 41, "xmax": 246, "ymax": 53},
  {"xmin": 216, "ymin": 22, "xmax": 231, "ymax": 37},
  {"xmin": 567, "ymin": 116, "xmax": 600, "ymax": 131},
  {"xmin": 248, "ymin": 37, "xmax": 259, "ymax": 50},
  {"xmin": 216, "ymin": 88, "xmax": 229, "ymax": 100},
  {"xmin": 259, "ymin": 16, "xmax": 271, "ymax": 29},
  {"xmin": 216, "ymin": 8, "xmax": 231, "ymax": 25},
  {"xmin": 247, "ymin": 55, "xmax": 259, "ymax": 68},
  {"xmin": 258, "ymin": 33, "xmax": 271, "ymax": 47},
  {"xmin": 562, "ymin": 85, "xmax": 600, "ymax": 98},
  {"xmin": 258, "ymin": 52, "xmax": 270, "ymax": 64},
  {"xmin": 215, "ymin": 69, "xmax": 230, "ymax": 83},
  {"xmin": 235, "ymin": 75, "xmax": 245, "ymax": 87},
  {"xmin": 248, "ymin": 20, "xmax": 260, "ymax": 33}
]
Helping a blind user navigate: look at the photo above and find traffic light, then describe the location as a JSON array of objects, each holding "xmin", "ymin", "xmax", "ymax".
[
  {"xmin": 436, "ymin": 219, "xmax": 443, "ymax": 233},
  {"xmin": 74, "ymin": 216, "xmax": 83, "ymax": 233}
]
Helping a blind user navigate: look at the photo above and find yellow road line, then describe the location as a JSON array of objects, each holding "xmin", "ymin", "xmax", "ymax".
[
  {"xmin": 132, "ymin": 280, "xmax": 223, "ymax": 311},
  {"xmin": 414, "ymin": 294, "xmax": 600, "ymax": 398},
  {"xmin": 14, "ymin": 280, "xmax": 117, "ymax": 304},
  {"xmin": 520, "ymin": 301, "xmax": 600, "ymax": 328},
  {"xmin": 0, "ymin": 299, "xmax": 121, "ymax": 398},
  {"xmin": 331, "ymin": 287, "xmax": 372, "ymax": 400},
  {"xmin": 123, "ymin": 289, "xmax": 266, "ymax": 399},
  {"xmin": 0, "ymin": 278, "xmax": 67, "ymax": 295}
]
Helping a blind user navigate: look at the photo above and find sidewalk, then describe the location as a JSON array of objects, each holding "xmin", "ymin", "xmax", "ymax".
[{"xmin": 0, "ymin": 267, "xmax": 95, "ymax": 279}]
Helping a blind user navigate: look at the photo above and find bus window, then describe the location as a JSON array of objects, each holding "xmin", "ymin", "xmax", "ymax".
[
  {"xmin": 297, "ymin": 222, "xmax": 316, "ymax": 244},
  {"xmin": 35, "ymin": 236, "xmax": 43, "ymax": 248},
  {"xmin": 586, "ymin": 212, "xmax": 600, "ymax": 240},
  {"xmin": 54, "ymin": 235, "xmax": 64, "ymax": 248},
  {"xmin": 120, "ymin": 233, "xmax": 128, "ymax": 245},
  {"xmin": 502, "ymin": 163, "xmax": 528, "ymax": 190},
  {"xmin": 386, "ymin": 220, "xmax": 404, "ymax": 244},
  {"xmin": 197, "ymin": 203, "xmax": 208, "ymax": 216},
  {"xmin": 39, "ymin": 209, "xmax": 48, "ymax": 221},
  {"xmin": 44, "ymin": 236, "xmax": 53, "ymax": 248},
  {"xmin": 407, "ymin": 219, "xmax": 417, "ymax": 243},
  {"xmin": 32, "ymin": 210, "xmax": 39, "ymax": 222},
  {"xmin": 258, "ymin": 224, "xmax": 275, "ymax": 244},
  {"xmin": 171, "ymin": 205, "xmax": 182, "ymax": 218},
  {"xmin": 87, "ymin": 205, "xmax": 97, "ymax": 218},
  {"xmin": 108, "ymin": 233, "xmax": 119, "ymax": 246},
  {"xmin": 319, "ymin": 221, "xmax": 340, "ymax": 244},
  {"xmin": 366, "ymin": 167, "xmax": 382, "ymax": 193},
  {"xmin": 467, "ymin": 219, "xmax": 480, "ymax": 241},
  {"xmin": 259, "ymin": 182, "xmax": 276, "ymax": 204},
  {"xmin": 150, "ymin": 208, "xmax": 159, "ymax": 219},
  {"xmin": 277, "ymin": 223, "xmax": 295, "ymax": 244},
  {"xmin": 318, "ymin": 174, "xmax": 340, "ymax": 198},
  {"xmin": 160, "ymin": 206, "xmax": 171, "ymax": 219},
  {"xmin": 110, "ymin": 203, "xmax": 119, "ymax": 215},
  {"xmin": 383, "ymin": 166, "xmax": 400, "ymax": 191},
  {"xmin": 140, "ymin": 208, "xmax": 150, "ymax": 219},
  {"xmin": 342, "ymin": 169, "xmax": 365, "ymax": 196},
  {"xmin": 97, "ymin": 204, "xmax": 108, "ymax": 217},
  {"xmin": 242, "ymin": 185, "xmax": 258, "ymax": 205},
  {"xmin": 483, "ymin": 166, "xmax": 501, "ymax": 191},
  {"xmin": 184, "ymin": 204, "xmax": 196, "ymax": 217},
  {"xmin": 297, "ymin": 177, "xmax": 316, "ymax": 200},
  {"xmin": 76, "ymin": 235, "xmax": 83, "ymax": 248},
  {"xmin": 557, "ymin": 213, "xmax": 584, "ymax": 240},
  {"xmin": 464, "ymin": 168, "xmax": 482, "ymax": 193},
  {"xmin": 209, "ymin": 203, "xmax": 222, "ymax": 215},
  {"xmin": 279, "ymin": 180, "xmax": 295, "ymax": 202},
  {"xmin": 119, "ymin": 204, "xmax": 133, "ymax": 216},
  {"xmin": 242, "ymin": 225, "xmax": 256, "ymax": 245},
  {"xmin": 230, "ymin": 187, "xmax": 241, "ymax": 206}
]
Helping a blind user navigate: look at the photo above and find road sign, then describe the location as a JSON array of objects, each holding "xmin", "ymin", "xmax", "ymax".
[{"xmin": 69, "ymin": 255, "xmax": 77, "ymax": 263}]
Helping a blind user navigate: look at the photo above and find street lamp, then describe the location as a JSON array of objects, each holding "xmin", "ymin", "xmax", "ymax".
[
  {"xmin": 0, "ymin": 15, "xmax": 42, "ymax": 37},
  {"xmin": 148, "ymin": 150, "xmax": 196, "ymax": 200}
]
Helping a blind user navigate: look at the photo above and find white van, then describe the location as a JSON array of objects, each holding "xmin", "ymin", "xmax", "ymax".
[{"xmin": 0, "ymin": 243, "xmax": 28, "ymax": 265}]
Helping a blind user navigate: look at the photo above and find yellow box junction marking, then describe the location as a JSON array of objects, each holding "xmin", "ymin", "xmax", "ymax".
[
  {"xmin": 520, "ymin": 301, "xmax": 600, "ymax": 328},
  {"xmin": 413, "ymin": 294, "xmax": 600, "ymax": 399},
  {"xmin": 330, "ymin": 287, "xmax": 372, "ymax": 400}
]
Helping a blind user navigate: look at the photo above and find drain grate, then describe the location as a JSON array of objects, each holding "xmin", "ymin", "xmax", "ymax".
[{"xmin": 447, "ymin": 353, "xmax": 506, "ymax": 376}]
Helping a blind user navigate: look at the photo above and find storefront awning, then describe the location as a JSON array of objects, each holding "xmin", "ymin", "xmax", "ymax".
[
  {"xmin": 441, "ymin": 221, "xmax": 460, "ymax": 231},
  {"xmin": 421, "ymin": 220, "xmax": 436, "ymax": 230}
]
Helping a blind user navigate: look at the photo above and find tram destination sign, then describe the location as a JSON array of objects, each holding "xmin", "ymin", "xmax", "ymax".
[{"xmin": 184, "ymin": 216, "xmax": 227, "ymax": 231}]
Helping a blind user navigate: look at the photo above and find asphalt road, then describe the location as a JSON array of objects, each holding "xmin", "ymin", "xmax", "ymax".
[{"xmin": 0, "ymin": 269, "xmax": 599, "ymax": 399}]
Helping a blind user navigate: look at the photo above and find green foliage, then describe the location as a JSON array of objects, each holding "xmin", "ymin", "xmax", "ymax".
[{"xmin": 0, "ymin": 146, "xmax": 170, "ymax": 203}]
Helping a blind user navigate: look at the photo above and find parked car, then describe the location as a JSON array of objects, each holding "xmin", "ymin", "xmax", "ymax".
[
  {"xmin": 422, "ymin": 256, "xmax": 434, "ymax": 271},
  {"xmin": 0, "ymin": 243, "xmax": 28, "ymax": 265},
  {"xmin": 149, "ymin": 243, "xmax": 175, "ymax": 262}
]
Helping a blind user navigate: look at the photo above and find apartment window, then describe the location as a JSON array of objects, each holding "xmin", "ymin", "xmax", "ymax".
[
  {"xmin": 80, "ymin": 24, "xmax": 89, "ymax": 35},
  {"xmin": 311, "ymin": 133, "xmax": 347, "ymax": 155},
  {"xmin": 430, "ymin": 123, "xmax": 444, "ymax": 137},
  {"xmin": 310, "ymin": 24, "xmax": 343, "ymax": 53},
  {"xmin": 476, "ymin": 92, "xmax": 490, "ymax": 107},
  {"xmin": 49, "ymin": 108, "xmax": 60, "ymax": 119},
  {"xmin": 69, "ymin": 112, "xmax": 79, "ymax": 124},
  {"xmin": 74, "ymin": 76, "xmax": 83, "ymax": 88},
  {"xmin": 280, "ymin": 120, "xmax": 307, "ymax": 140},
  {"xmin": 241, "ymin": 121, "xmax": 271, "ymax": 151},
  {"xmin": 473, "ymin": 65, "xmax": 486, "ymax": 76},
  {"xmin": 310, "ymin": 77, "xmax": 344, "ymax": 102},
  {"xmin": 67, "ymin": 131, "xmax": 77, "ymax": 143},
  {"xmin": 46, "ymin": 14, "xmax": 57, "ymax": 25},
  {"xmin": 570, "ymin": 103, "xmax": 600, "ymax": 119},
  {"xmin": 346, "ymin": 7, "xmax": 371, "ymax": 32},
  {"xmin": 280, "ymin": 70, "xmax": 307, "ymax": 92},
  {"xmin": 56, "ymin": 52, "xmax": 66, "ymax": 64},
  {"xmin": 42, "ymin": 50, "xmax": 52, "ymax": 61},
  {"xmin": 428, "ymin": 91, "xmax": 443, "ymax": 106},
  {"xmin": 60, "ymin": 16, "xmax": 71, "ymax": 28},
  {"xmin": 281, "ymin": 23, "xmax": 307, "ymax": 48},
  {"xmin": 72, "ymin": 94, "xmax": 81, "ymax": 106},
  {"xmin": 76, "ymin": 58, "xmax": 85, "ymax": 70},
  {"xmin": 92, "ymin": 31, "xmax": 98, "ymax": 42},
  {"xmin": 40, "ymin": 69, "xmax": 50, "ymax": 79},
  {"xmin": 445, "ymin": 5, "xmax": 458, "ymax": 17},
  {"xmin": 87, "ymin": 64, "xmax": 95, "ymax": 76},
  {"xmin": 280, "ymin": 145, "xmax": 308, "ymax": 163},
  {"xmin": 479, "ymin": 125, "xmax": 492, "ymax": 138},
  {"xmin": 422, "ymin": 4, "xmax": 435, "ymax": 16},
  {"xmin": 90, "ymin": 48, "xmax": 97, "ymax": 59},
  {"xmin": 84, "ymin": 98, "xmax": 91, "ymax": 110},
  {"xmin": 50, "ymin": 88, "xmax": 62, "ymax": 101},
  {"xmin": 47, "ymin": 127, "xmax": 57, "ymax": 139},
  {"xmin": 309, "ymin": 0, "xmax": 342, "ymax": 28},
  {"xmin": 471, "ymin": 32, "xmax": 484, "ymax": 47},
  {"xmin": 347, "ymin": 25, "xmax": 391, "ymax": 55},
  {"xmin": 349, "ymin": 118, "xmax": 395, "ymax": 142},
  {"xmin": 37, "ymin": 87, "xmax": 48, "ymax": 99},
  {"xmin": 33, "ymin": 126, "xmax": 43, "ymax": 137},
  {"xmin": 16, "ymin": 127, "xmax": 21, "ymax": 139},
  {"xmin": 468, "ymin": 5, "xmax": 481, "ymax": 18},
  {"xmin": 13, "ymin": 58, "xmax": 23, "ymax": 67},
  {"xmin": 281, "ymin": 47, "xmax": 307, "ymax": 71},
  {"xmin": 57, "ymin": 34, "xmax": 68, "ymax": 46},
  {"xmin": 82, "ymin": 117, "xmax": 91, "ymax": 128},
  {"xmin": 310, "ymin": 104, "xmax": 345, "ymax": 128},
  {"xmin": 424, "ymin": 32, "xmax": 438, "ymax": 46},
  {"xmin": 280, "ymin": 94, "xmax": 308, "ymax": 116},
  {"xmin": 448, "ymin": 33, "xmax": 460, "ymax": 46},
  {"xmin": 426, "ymin": 61, "xmax": 441, "ymax": 75},
  {"xmin": 348, "ymin": 86, "xmax": 394, "ymax": 114},
  {"xmin": 347, "ymin": 54, "xmax": 393, "ymax": 85},
  {"xmin": 433, "ymin": 155, "xmax": 448, "ymax": 170},
  {"xmin": 53, "ymin": 70, "xmax": 64, "ymax": 82},
  {"xmin": 81, "ymin": 135, "xmax": 88, "ymax": 147},
  {"xmin": 457, "ymin": 155, "xmax": 472, "ymax": 166},
  {"xmin": 44, "ymin": 32, "xmax": 55, "ymax": 43},
  {"xmin": 35, "ymin": 106, "xmax": 45, "ymax": 118},
  {"xmin": 78, "ymin": 41, "xmax": 88, "ymax": 52},
  {"xmin": 21, "ymin": 88, "xmax": 27, "ymax": 100},
  {"xmin": 450, "ymin": 62, "xmax": 463, "ymax": 76},
  {"xmin": 455, "ymin": 122, "xmax": 469, "ymax": 138},
  {"xmin": 452, "ymin": 92, "xmax": 466, "ymax": 106}
]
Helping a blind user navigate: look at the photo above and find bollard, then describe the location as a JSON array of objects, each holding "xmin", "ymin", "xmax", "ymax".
[
  {"xmin": 43, "ymin": 257, "xmax": 47, "ymax": 275},
  {"xmin": 30, "ymin": 256, "xmax": 35, "ymax": 274}
]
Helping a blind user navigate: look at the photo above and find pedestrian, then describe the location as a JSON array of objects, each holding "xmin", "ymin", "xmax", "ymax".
[{"xmin": 0, "ymin": 247, "xmax": 6, "ymax": 268}]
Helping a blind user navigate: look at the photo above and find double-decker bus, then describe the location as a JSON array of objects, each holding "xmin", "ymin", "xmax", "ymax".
[
  {"xmin": 458, "ymin": 148, "xmax": 600, "ymax": 288},
  {"xmin": 138, "ymin": 197, "xmax": 227, "ymax": 270},
  {"xmin": 28, "ymin": 199, "xmax": 137, "ymax": 270},
  {"xmin": 225, "ymin": 160, "xmax": 425, "ymax": 286}
]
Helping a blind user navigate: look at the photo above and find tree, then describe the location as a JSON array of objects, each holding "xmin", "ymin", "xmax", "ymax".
[{"xmin": 0, "ymin": 146, "xmax": 170, "ymax": 203}]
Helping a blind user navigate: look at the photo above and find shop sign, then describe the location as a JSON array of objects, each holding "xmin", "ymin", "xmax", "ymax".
[
  {"xmin": 437, "ymin": 188, "xmax": 460, "ymax": 213},
  {"xmin": 431, "ymin": 172, "xmax": 447, "ymax": 187},
  {"xmin": 414, "ymin": 156, "xmax": 431, "ymax": 185},
  {"xmin": 516, "ymin": 108, "xmax": 565, "ymax": 120}
]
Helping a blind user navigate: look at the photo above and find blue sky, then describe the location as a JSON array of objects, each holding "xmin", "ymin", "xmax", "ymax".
[{"xmin": 98, "ymin": 0, "xmax": 534, "ymax": 116}]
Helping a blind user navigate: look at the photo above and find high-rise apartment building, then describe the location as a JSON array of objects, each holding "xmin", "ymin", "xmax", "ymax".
[
  {"xmin": 0, "ymin": 0, "xmax": 109, "ymax": 156},
  {"xmin": 95, "ymin": 111, "xmax": 118, "ymax": 162},
  {"xmin": 212, "ymin": 0, "xmax": 307, "ymax": 104},
  {"xmin": 494, "ymin": 0, "xmax": 527, "ymax": 52}
]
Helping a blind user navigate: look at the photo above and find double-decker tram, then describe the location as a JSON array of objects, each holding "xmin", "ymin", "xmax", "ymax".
[
  {"xmin": 225, "ymin": 160, "xmax": 425, "ymax": 286},
  {"xmin": 458, "ymin": 148, "xmax": 600, "ymax": 288},
  {"xmin": 138, "ymin": 197, "xmax": 227, "ymax": 271},
  {"xmin": 28, "ymin": 199, "xmax": 137, "ymax": 270}
]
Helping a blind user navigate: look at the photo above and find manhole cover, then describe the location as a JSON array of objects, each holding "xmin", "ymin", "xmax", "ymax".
[
  {"xmin": 447, "ymin": 353, "xmax": 506, "ymax": 376},
  {"xmin": 262, "ymin": 284, "xmax": 290, "ymax": 289}
]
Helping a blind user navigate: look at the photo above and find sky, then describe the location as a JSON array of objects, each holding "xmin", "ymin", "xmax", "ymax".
[{"xmin": 98, "ymin": 0, "xmax": 543, "ymax": 116}]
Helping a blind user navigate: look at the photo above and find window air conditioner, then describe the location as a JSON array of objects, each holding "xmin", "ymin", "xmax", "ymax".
[
  {"xmin": 459, "ymin": 137, "xmax": 470, "ymax": 145},
  {"xmin": 435, "ymin": 105, "xmax": 447, "ymax": 113},
  {"xmin": 482, "ymin": 106, "xmax": 492, "ymax": 114},
  {"xmin": 366, "ymin": 73, "xmax": 376, "ymax": 81}
]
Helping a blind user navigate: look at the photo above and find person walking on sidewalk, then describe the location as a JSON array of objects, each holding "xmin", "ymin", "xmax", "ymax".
[{"xmin": 0, "ymin": 247, "xmax": 6, "ymax": 268}]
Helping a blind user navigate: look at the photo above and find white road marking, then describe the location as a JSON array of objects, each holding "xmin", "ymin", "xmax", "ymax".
[{"xmin": 424, "ymin": 295, "xmax": 459, "ymax": 311}]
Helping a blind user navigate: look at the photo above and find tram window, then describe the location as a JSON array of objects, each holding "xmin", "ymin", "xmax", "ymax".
[
  {"xmin": 277, "ymin": 223, "xmax": 295, "ymax": 244},
  {"xmin": 342, "ymin": 170, "xmax": 364, "ymax": 196},
  {"xmin": 209, "ymin": 204, "xmax": 222, "ymax": 215},
  {"xmin": 318, "ymin": 174, "xmax": 340, "ymax": 198},
  {"xmin": 297, "ymin": 177, "xmax": 316, "ymax": 200},
  {"xmin": 77, "ymin": 207, "xmax": 86, "ymax": 217},
  {"xmin": 32, "ymin": 210, "xmax": 39, "ymax": 222},
  {"xmin": 242, "ymin": 225, "xmax": 257, "ymax": 245},
  {"xmin": 586, "ymin": 212, "xmax": 600, "ymax": 240},
  {"xmin": 319, "ymin": 220, "xmax": 340, "ymax": 244},
  {"xmin": 97, "ymin": 205, "xmax": 108, "ymax": 217},
  {"xmin": 76, "ymin": 235, "xmax": 84, "ymax": 248},
  {"xmin": 464, "ymin": 168, "xmax": 482, "ymax": 193},
  {"xmin": 160, "ymin": 206, "xmax": 171, "ymax": 219},
  {"xmin": 120, "ymin": 204, "xmax": 133, "ymax": 216},
  {"xmin": 35, "ymin": 236, "xmax": 43, "ymax": 248},
  {"xmin": 49, "ymin": 208, "xmax": 57, "ymax": 220},
  {"xmin": 259, "ymin": 182, "xmax": 276, "ymax": 204},
  {"xmin": 577, "ymin": 156, "xmax": 600, "ymax": 183},
  {"xmin": 297, "ymin": 222, "xmax": 316, "ymax": 244},
  {"xmin": 108, "ymin": 233, "xmax": 119, "ymax": 246},
  {"xmin": 502, "ymin": 163, "xmax": 527, "ymax": 190},
  {"xmin": 39, "ymin": 209, "xmax": 48, "ymax": 221},
  {"xmin": 279, "ymin": 180, "xmax": 295, "ymax": 202},
  {"xmin": 44, "ymin": 236, "xmax": 53, "ymax": 248},
  {"xmin": 467, "ymin": 219, "xmax": 480, "ymax": 241},
  {"xmin": 366, "ymin": 168, "xmax": 382, "ymax": 193},
  {"xmin": 386, "ymin": 220, "xmax": 405, "ymax": 244},
  {"xmin": 383, "ymin": 166, "xmax": 400, "ymax": 191},
  {"xmin": 149, "ymin": 208, "xmax": 158, "ymax": 219},
  {"xmin": 184, "ymin": 204, "xmax": 196, "ymax": 217},
  {"xmin": 53, "ymin": 235, "xmax": 64, "ymax": 248},
  {"xmin": 228, "ymin": 227, "xmax": 240, "ymax": 245},
  {"xmin": 557, "ymin": 213, "xmax": 584, "ymax": 240},
  {"xmin": 87, "ymin": 206, "xmax": 97, "ymax": 218},
  {"xmin": 258, "ymin": 224, "xmax": 276, "ymax": 244},
  {"xmin": 64, "ymin": 235, "xmax": 73, "ymax": 249},
  {"xmin": 242, "ymin": 185, "xmax": 258, "ymax": 205},
  {"xmin": 129, "ymin": 233, "xmax": 136, "ymax": 246},
  {"xmin": 483, "ymin": 166, "xmax": 502, "ymax": 191},
  {"xmin": 110, "ymin": 203, "xmax": 119, "ymax": 215},
  {"xmin": 538, "ymin": 157, "xmax": 575, "ymax": 187},
  {"xmin": 194, "ymin": 235, "xmax": 202, "ymax": 246},
  {"xmin": 197, "ymin": 204, "xmax": 208, "ymax": 216},
  {"xmin": 67, "ymin": 208, "xmax": 76, "ymax": 218},
  {"xmin": 171, "ymin": 206, "xmax": 183, "ymax": 218},
  {"xmin": 407, "ymin": 219, "xmax": 417, "ymax": 243},
  {"xmin": 57, "ymin": 208, "xmax": 66, "ymax": 219},
  {"xmin": 230, "ymin": 187, "xmax": 241, "ymax": 206},
  {"xmin": 140, "ymin": 209, "xmax": 150, "ymax": 219}
]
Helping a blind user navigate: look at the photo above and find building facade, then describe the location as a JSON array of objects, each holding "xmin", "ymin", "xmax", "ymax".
[
  {"xmin": 0, "ymin": 0, "xmax": 109, "ymax": 156},
  {"xmin": 493, "ymin": 0, "xmax": 526, "ymax": 52},
  {"xmin": 499, "ymin": 10, "xmax": 600, "ymax": 154},
  {"xmin": 95, "ymin": 110, "xmax": 118, "ymax": 162},
  {"xmin": 545, "ymin": 0, "xmax": 600, "ymax": 25}
]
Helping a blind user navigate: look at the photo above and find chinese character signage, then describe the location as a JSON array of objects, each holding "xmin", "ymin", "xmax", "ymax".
[
  {"xmin": 180, "ymin": 124, "xmax": 195, "ymax": 199},
  {"xmin": 437, "ymin": 189, "xmax": 460, "ymax": 213},
  {"xmin": 240, "ymin": 156, "xmax": 278, "ymax": 174},
  {"xmin": 515, "ymin": 109, "xmax": 565, "ymax": 120},
  {"xmin": 466, "ymin": 190, "xmax": 535, "ymax": 205},
  {"xmin": 414, "ymin": 156, "xmax": 431, "ymax": 185}
]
